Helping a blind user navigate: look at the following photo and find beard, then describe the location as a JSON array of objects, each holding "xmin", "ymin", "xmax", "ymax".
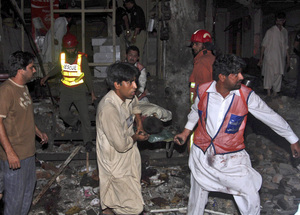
[
  {"xmin": 232, "ymin": 81, "xmax": 242, "ymax": 90},
  {"xmin": 192, "ymin": 50, "xmax": 199, "ymax": 57},
  {"xmin": 65, "ymin": 51, "xmax": 77, "ymax": 58},
  {"xmin": 192, "ymin": 48, "xmax": 202, "ymax": 57},
  {"xmin": 128, "ymin": 59, "xmax": 136, "ymax": 64}
]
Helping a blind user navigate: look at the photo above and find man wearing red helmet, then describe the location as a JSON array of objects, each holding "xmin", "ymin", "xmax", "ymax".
[
  {"xmin": 189, "ymin": 29, "xmax": 215, "ymax": 105},
  {"xmin": 40, "ymin": 33, "xmax": 96, "ymax": 152}
]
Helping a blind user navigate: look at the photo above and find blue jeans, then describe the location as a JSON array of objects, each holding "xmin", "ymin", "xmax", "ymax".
[{"xmin": 0, "ymin": 156, "xmax": 36, "ymax": 215}]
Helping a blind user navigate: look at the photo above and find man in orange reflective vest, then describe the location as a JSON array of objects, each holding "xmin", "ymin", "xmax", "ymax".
[
  {"xmin": 41, "ymin": 33, "xmax": 96, "ymax": 152},
  {"xmin": 189, "ymin": 29, "xmax": 215, "ymax": 105},
  {"xmin": 175, "ymin": 54, "xmax": 300, "ymax": 215}
]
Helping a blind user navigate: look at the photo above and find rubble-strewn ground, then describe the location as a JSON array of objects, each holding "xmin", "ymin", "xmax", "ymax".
[{"xmin": 1, "ymin": 75, "xmax": 300, "ymax": 215}]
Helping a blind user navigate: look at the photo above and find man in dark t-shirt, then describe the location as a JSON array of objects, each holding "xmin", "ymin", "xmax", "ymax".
[
  {"xmin": 124, "ymin": 0, "xmax": 146, "ymax": 64},
  {"xmin": 109, "ymin": 0, "xmax": 130, "ymax": 61}
]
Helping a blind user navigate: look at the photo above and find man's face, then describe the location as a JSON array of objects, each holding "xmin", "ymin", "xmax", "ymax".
[
  {"xmin": 116, "ymin": 79, "xmax": 137, "ymax": 101},
  {"xmin": 21, "ymin": 62, "xmax": 36, "ymax": 83},
  {"xmin": 126, "ymin": 50, "xmax": 139, "ymax": 64},
  {"xmin": 192, "ymin": 42, "xmax": 204, "ymax": 57},
  {"xmin": 224, "ymin": 71, "xmax": 244, "ymax": 91},
  {"xmin": 66, "ymin": 47, "xmax": 77, "ymax": 58},
  {"xmin": 275, "ymin": 18, "xmax": 285, "ymax": 29},
  {"xmin": 66, "ymin": 48, "xmax": 76, "ymax": 54},
  {"xmin": 125, "ymin": 2, "xmax": 134, "ymax": 10}
]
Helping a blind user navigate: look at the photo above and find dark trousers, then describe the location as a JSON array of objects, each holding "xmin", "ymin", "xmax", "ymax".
[
  {"xmin": 0, "ymin": 156, "xmax": 36, "ymax": 215},
  {"xmin": 59, "ymin": 88, "xmax": 92, "ymax": 144}
]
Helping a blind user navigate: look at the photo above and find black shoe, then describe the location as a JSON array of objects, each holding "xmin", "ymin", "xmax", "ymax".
[{"xmin": 85, "ymin": 141, "xmax": 94, "ymax": 152}]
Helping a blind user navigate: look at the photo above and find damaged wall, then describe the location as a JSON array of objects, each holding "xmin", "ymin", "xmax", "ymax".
[{"xmin": 164, "ymin": 0, "xmax": 206, "ymax": 130}]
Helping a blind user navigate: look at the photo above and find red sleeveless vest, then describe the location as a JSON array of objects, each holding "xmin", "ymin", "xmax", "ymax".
[{"xmin": 193, "ymin": 81, "xmax": 253, "ymax": 154}]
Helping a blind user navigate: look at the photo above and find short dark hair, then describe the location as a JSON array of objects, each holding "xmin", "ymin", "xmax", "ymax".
[
  {"xmin": 126, "ymin": 45, "xmax": 140, "ymax": 56},
  {"xmin": 275, "ymin": 12, "xmax": 286, "ymax": 19},
  {"xmin": 213, "ymin": 54, "xmax": 246, "ymax": 81},
  {"xmin": 124, "ymin": 0, "xmax": 135, "ymax": 4},
  {"xmin": 106, "ymin": 62, "xmax": 139, "ymax": 90},
  {"xmin": 8, "ymin": 51, "xmax": 35, "ymax": 77}
]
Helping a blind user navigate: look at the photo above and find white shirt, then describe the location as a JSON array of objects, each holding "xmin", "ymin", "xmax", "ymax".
[
  {"xmin": 185, "ymin": 81, "xmax": 298, "ymax": 144},
  {"xmin": 261, "ymin": 25, "xmax": 288, "ymax": 76},
  {"xmin": 134, "ymin": 62, "xmax": 147, "ymax": 93},
  {"xmin": 42, "ymin": 17, "xmax": 68, "ymax": 63}
]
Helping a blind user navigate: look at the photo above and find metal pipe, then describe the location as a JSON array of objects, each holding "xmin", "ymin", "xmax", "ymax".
[{"xmin": 150, "ymin": 207, "xmax": 233, "ymax": 215}]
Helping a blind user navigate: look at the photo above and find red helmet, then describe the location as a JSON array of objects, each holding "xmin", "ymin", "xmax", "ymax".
[
  {"xmin": 62, "ymin": 33, "xmax": 78, "ymax": 48},
  {"xmin": 190, "ymin": 29, "xmax": 212, "ymax": 43}
]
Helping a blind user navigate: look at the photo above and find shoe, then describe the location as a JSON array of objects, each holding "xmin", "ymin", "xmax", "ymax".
[{"xmin": 85, "ymin": 141, "xmax": 94, "ymax": 152}]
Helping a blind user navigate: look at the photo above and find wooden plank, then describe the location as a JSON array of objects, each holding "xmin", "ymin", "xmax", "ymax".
[{"xmin": 32, "ymin": 146, "xmax": 82, "ymax": 205}]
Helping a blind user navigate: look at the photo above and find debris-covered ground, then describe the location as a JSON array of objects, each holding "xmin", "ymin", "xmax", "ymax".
[{"xmin": 1, "ymin": 76, "xmax": 300, "ymax": 215}]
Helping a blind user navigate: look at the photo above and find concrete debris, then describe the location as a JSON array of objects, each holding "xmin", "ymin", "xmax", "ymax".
[
  {"xmin": 29, "ymin": 92, "xmax": 300, "ymax": 214},
  {"xmin": 1, "ymin": 78, "xmax": 299, "ymax": 215}
]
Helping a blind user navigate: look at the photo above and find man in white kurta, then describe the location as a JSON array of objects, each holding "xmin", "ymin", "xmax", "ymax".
[
  {"xmin": 96, "ymin": 62, "xmax": 149, "ymax": 215},
  {"xmin": 175, "ymin": 54, "xmax": 300, "ymax": 215},
  {"xmin": 259, "ymin": 12, "xmax": 289, "ymax": 97},
  {"xmin": 42, "ymin": 16, "xmax": 71, "ymax": 63}
]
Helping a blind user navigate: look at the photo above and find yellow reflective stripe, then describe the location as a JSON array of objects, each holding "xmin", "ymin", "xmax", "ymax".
[
  {"xmin": 77, "ymin": 54, "xmax": 82, "ymax": 74},
  {"xmin": 60, "ymin": 53, "xmax": 66, "ymax": 71},
  {"xmin": 190, "ymin": 82, "xmax": 196, "ymax": 88},
  {"xmin": 190, "ymin": 92, "xmax": 194, "ymax": 105},
  {"xmin": 189, "ymin": 132, "xmax": 194, "ymax": 150},
  {"xmin": 61, "ymin": 54, "xmax": 83, "ymax": 76},
  {"xmin": 75, "ymin": 73, "xmax": 84, "ymax": 82},
  {"xmin": 61, "ymin": 78, "xmax": 84, "ymax": 86},
  {"xmin": 74, "ymin": 54, "xmax": 84, "ymax": 82},
  {"xmin": 60, "ymin": 53, "xmax": 85, "ymax": 86},
  {"xmin": 63, "ymin": 77, "xmax": 76, "ymax": 81}
]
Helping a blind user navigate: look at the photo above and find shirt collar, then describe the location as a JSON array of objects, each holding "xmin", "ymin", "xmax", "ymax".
[
  {"xmin": 8, "ymin": 78, "xmax": 25, "ymax": 88},
  {"xmin": 111, "ymin": 90, "xmax": 134, "ymax": 107},
  {"xmin": 206, "ymin": 81, "xmax": 241, "ymax": 97}
]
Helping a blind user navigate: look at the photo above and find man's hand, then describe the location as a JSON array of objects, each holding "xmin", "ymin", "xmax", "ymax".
[
  {"xmin": 39, "ymin": 132, "xmax": 48, "ymax": 145},
  {"xmin": 133, "ymin": 129, "xmax": 149, "ymax": 142},
  {"xmin": 131, "ymin": 36, "xmax": 137, "ymax": 44},
  {"xmin": 40, "ymin": 76, "xmax": 49, "ymax": 86},
  {"xmin": 7, "ymin": 150, "xmax": 20, "ymax": 169},
  {"xmin": 126, "ymin": 30, "xmax": 131, "ymax": 39},
  {"xmin": 291, "ymin": 141, "xmax": 300, "ymax": 158},
  {"xmin": 35, "ymin": 126, "xmax": 48, "ymax": 145},
  {"xmin": 174, "ymin": 129, "xmax": 192, "ymax": 146}
]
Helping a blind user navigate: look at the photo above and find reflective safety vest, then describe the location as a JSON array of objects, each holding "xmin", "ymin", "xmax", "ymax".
[
  {"xmin": 60, "ymin": 52, "xmax": 85, "ymax": 87},
  {"xmin": 193, "ymin": 81, "xmax": 253, "ymax": 154},
  {"xmin": 190, "ymin": 82, "xmax": 196, "ymax": 105}
]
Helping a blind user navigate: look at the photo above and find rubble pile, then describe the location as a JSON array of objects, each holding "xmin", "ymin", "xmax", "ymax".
[
  {"xmin": 28, "ymin": 82, "xmax": 300, "ymax": 215},
  {"xmin": 1, "ymin": 78, "xmax": 300, "ymax": 215}
]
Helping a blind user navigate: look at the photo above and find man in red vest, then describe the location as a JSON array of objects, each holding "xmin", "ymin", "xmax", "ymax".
[
  {"xmin": 41, "ymin": 33, "xmax": 96, "ymax": 152},
  {"xmin": 189, "ymin": 29, "xmax": 215, "ymax": 105},
  {"xmin": 174, "ymin": 54, "xmax": 300, "ymax": 215}
]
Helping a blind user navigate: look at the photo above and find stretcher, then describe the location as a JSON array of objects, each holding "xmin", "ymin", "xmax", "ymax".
[{"xmin": 147, "ymin": 129, "xmax": 175, "ymax": 158}]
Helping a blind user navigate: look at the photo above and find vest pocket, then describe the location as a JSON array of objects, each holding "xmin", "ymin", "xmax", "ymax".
[{"xmin": 225, "ymin": 114, "xmax": 245, "ymax": 134}]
